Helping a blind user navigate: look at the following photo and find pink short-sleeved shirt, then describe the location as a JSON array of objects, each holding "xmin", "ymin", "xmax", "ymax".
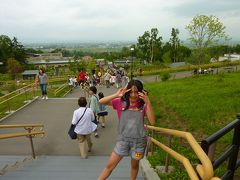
[{"xmin": 112, "ymin": 98, "xmax": 146, "ymax": 120}]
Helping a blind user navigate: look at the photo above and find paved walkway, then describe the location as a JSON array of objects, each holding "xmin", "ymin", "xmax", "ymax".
[{"xmin": 0, "ymin": 85, "xmax": 120, "ymax": 156}]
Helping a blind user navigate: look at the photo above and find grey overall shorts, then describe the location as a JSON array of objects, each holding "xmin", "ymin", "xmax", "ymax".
[{"xmin": 114, "ymin": 108, "xmax": 147, "ymax": 160}]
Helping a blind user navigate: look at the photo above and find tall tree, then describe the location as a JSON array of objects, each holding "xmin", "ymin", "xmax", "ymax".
[
  {"xmin": 0, "ymin": 35, "xmax": 12, "ymax": 63},
  {"xmin": 137, "ymin": 31, "xmax": 150, "ymax": 62},
  {"xmin": 11, "ymin": 37, "xmax": 26, "ymax": 64},
  {"xmin": 6, "ymin": 58, "xmax": 22, "ymax": 79},
  {"xmin": 186, "ymin": 15, "xmax": 229, "ymax": 64},
  {"xmin": 137, "ymin": 28, "xmax": 163, "ymax": 63},
  {"xmin": 169, "ymin": 28, "xmax": 180, "ymax": 62}
]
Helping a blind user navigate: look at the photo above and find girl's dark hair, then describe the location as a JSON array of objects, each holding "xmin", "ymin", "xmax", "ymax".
[
  {"xmin": 98, "ymin": 92, "xmax": 104, "ymax": 99},
  {"xmin": 78, "ymin": 97, "xmax": 87, "ymax": 107},
  {"xmin": 89, "ymin": 86, "xmax": 97, "ymax": 94},
  {"xmin": 39, "ymin": 67, "xmax": 45, "ymax": 74},
  {"xmin": 121, "ymin": 79, "xmax": 145, "ymax": 110}
]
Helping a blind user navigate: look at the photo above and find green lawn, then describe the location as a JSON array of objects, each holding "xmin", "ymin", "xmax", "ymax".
[
  {"xmin": 145, "ymin": 71, "xmax": 240, "ymax": 179},
  {"xmin": 146, "ymin": 71, "xmax": 240, "ymax": 136}
]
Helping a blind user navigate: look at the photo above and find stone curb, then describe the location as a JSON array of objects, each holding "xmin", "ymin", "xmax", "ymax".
[
  {"xmin": 0, "ymin": 96, "xmax": 39, "ymax": 123},
  {"xmin": 140, "ymin": 157, "xmax": 160, "ymax": 180}
]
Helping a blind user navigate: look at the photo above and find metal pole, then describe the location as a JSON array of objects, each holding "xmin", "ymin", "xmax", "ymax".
[
  {"xmin": 130, "ymin": 48, "xmax": 134, "ymax": 80},
  {"xmin": 131, "ymin": 55, "xmax": 133, "ymax": 80},
  {"xmin": 7, "ymin": 101, "xmax": 11, "ymax": 113},
  {"xmin": 165, "ymin": 135, "xmax": 172, "ymax": 172},
  {"xmin": 28, "ymin": 128, "xmax": 36, "ymax": 159}
]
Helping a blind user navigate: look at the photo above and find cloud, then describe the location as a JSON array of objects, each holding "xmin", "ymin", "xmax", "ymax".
[{"xmin": 0, "ymin": 0, "xmax": 239, "ymax": 43}]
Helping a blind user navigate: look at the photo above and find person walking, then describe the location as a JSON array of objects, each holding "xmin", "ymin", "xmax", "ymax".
[
  {"xmin": 72, "ymin": 97, "xmax": 97, "ymax": 159},
  {"xmin": 97, "ymin": 92, "xmax": 108, "ymax": 128},
  {"xmin": 35, "ymin": 67, "xmax": 48, "ymax": 100},
  {"xmin": 67, "ymin": 75, "xmax": 74, "ymax": 92},
  {"xmin": 98, "ymin": 79, "xmax": 155, "ymax": 180},
  {"xmin": 89, "ymin": 86, "xmax": 100, "ymax": 138},
  {"xmin": 103, "ymin": 71, "xmax": 111, "ymax": 88}
]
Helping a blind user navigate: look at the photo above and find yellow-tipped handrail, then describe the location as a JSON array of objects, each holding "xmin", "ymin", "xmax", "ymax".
[
  {"xmin": 0, "ymin": 88, "xmax": 33, "ymax": 106},
  {"xmin": 146, "ymin": 125, "xmax": 220, "ymax": 180},
  {"xmin": 54, "ymin": 83, "xmax": 68, "ymax": 95},
  {"xmin": 0, "ymin": 124, "xmax": 45, "ymax": 159},
  {"xmin": 0, "ymin": 124, "xmax": 43, "ymax": 129},
  {"xmin": 0, "ymin": 83, "xmax": 35, "ymax": 101},
  {"xmin": 0, "ymin": 131, "xmax": 45, "ymax": 139}
]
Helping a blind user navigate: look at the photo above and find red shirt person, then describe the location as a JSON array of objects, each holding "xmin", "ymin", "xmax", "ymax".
[{"xmin": 77, "ymin": 70, "xmax": 86, "ymax": 84}]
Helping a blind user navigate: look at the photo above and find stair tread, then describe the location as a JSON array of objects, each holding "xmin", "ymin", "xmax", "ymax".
[{"xmin": 0, "ymin": 155, "xmax": 144, "ymax": 179}]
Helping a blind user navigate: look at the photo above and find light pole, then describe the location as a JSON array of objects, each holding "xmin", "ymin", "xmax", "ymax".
[{"xmin": 130, "ymin": 47, "xmax": 134, "ymax": 80}]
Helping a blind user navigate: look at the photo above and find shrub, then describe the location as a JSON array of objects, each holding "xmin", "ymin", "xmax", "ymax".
[{"xmin": 161, "ymin": 72, "xmax": 171, "ymax": 81}]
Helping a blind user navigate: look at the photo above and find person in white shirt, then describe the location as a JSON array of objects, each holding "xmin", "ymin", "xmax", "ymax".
[
  {"xmin": 67, "ymin": 75, "xmax": 74, "ymax": 91},
  {"xmin": 72, "ymin": 97, "xmax": 97, "ymax": 159}
]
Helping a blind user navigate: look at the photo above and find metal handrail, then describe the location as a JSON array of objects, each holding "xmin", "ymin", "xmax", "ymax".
[
  {"xmin": 0, "ymin": 124, "xmax": 44, "ymax": 129},
  {"xmin": 146, "ymin": 125, "xmax": 220, "ymax": 180},
  {"xmin": 54, "ymin": 83, "xmax": 68, "ymax": 95},
  {"xmin": 201, "ymin": 114, "xmax": 240, "ymax": 179},
  {"xmin": 0, "ymin": 83, "xmax": 35, "ymax": 101},
  {"xmin": 0, "ymin": 88, "xmax": 32, "ymax": 105},
  {"xmin": 0, "ymin": 131, "xmax": 44, "ymax": 139},
  {"xmin": 0, "ymin": 124, "xmax": 45, "ymax": 159}
]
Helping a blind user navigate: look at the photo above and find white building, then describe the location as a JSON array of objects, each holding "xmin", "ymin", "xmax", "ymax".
[{"xmin": 218, "ymin": 53, "xmax": 240, "ymax": 62}]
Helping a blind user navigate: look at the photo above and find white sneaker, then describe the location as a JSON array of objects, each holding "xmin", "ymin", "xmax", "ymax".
[
  {"xmin": 94, "ymin": 132, "xmax": 99, "ymax": 138},
  {"xmin": 45, "ymin": 96, "xmax": 48, "ymax": 100},
  {"xmin": 41, "ymin": 96, "xmax": 45, "ymax": 99}
]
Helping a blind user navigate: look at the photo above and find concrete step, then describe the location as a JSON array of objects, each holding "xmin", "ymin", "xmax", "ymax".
[
  {"xmin": 0, "ymin": 156, "xmax": 33, "ymax": 175},
  {"xmin": 0, "ymin": 156, "xmax": 145, "ymax": 180}
]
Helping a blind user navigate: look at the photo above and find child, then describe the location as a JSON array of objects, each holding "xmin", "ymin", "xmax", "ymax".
[
  {"xmin": 98, "ymin": 79, "xmax": 155, "ymax": 180},
  {"xmin": 89, "ymin": 86, "xmax": 100, "ymax": 138},
  {"xmin": 97, "ymin": 92, "xmax": 108, "ymax": 128}
]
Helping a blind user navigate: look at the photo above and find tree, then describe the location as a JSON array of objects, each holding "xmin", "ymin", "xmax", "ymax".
[
  {"xmin": 137, "ymin": 31, "xmax": 150, "ymax": 62},
  {"xmin": 137, "ymin": 28, "xmax": 163, "ymax": 63},
  {"xmin": 11, "ymin": 37, "xmax": 26, "ymax": 64},
  {"xmin": 186, "ymin": 15, "xmax": 229, "ymax": 64},
  {"xmin": 0, "ymin": 35, "xmax": 12, "ymax": 62},
  {"xmin": 169, "ymin": 28, "xmax": 180, "ymax": 62},
  {"xmin": 6, "ymin": 58, "xmax": 22, "ymax": 79},
  {"xmin": 0, "ymin": 35, "xmax": 26, "ymax": 73}
]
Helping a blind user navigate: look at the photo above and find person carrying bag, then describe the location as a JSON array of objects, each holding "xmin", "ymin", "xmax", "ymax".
[
  {"xmin": 70, "ymin": 97, "xmax": 97, "ymax": 158},
  {"xmin": 68, "ymin": 108, "xmax": 87, "ymax": 139}
]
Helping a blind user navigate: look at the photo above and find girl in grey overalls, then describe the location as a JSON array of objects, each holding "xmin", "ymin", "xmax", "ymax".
[{"xmin": 98, "ymin": 80, "xmax": 155, "ymax": 180}]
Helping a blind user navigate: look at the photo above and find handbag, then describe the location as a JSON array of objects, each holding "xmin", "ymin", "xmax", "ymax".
[{"xmin": 68, "ymin": 107, "xmax": 87, "ymax": 139}]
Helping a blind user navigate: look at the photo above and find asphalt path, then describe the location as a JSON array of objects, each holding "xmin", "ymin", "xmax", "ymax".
[{"xmin": 0, "ymin": 85, "xmax": 119, "ymax": 156}]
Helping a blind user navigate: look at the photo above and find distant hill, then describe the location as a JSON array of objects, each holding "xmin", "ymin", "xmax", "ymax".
[{"xmin": 23, "ymin": 41, "xmax": 136, "ymax": 50}]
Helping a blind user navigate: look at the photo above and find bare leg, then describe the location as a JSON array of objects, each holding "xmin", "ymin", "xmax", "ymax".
[
  {"xmin": 130, "ymin": 159, "xmax": 140, "ymax": 180},
  {"xmin": 98, "ymin": 152, "xmax": 123, "ymax": 180},
  {"xmin": 101, "ymin": 116, "xmax": 105, "ymax": 127},
  {"xmin": 102, "ymin": 116, "xmax": 105, "ymax": 124}
]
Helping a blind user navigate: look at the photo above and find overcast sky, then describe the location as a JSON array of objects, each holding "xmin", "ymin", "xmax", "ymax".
[{"xmin": 0, "ymin": 0, "xmax": 239, "ymax": 43}]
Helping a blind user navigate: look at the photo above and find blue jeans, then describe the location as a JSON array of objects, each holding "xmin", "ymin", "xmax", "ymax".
[{"xmin": 40, "ymin": 84, "xmax": 47, "ymax": 96}]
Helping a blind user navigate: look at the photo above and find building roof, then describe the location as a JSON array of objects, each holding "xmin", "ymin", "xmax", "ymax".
[
  {"xmin": 169, "ymin": 62, "xmax": 186, "ymax": 68},
  {"xmin": 27, "ymin": 58, "xmax": 71, "ymax": 65},
  {"xmin": 22, "ymin": 70, "xmax": 39, "ymax": 75}
]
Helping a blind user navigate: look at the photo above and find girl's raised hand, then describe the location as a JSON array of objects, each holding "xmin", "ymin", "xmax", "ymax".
[
  {"xmin": 116, "ymin": 87, "xmax": 131, "ymax": 97},
  {"xmin": 138, "ymin": 90, "xmax": 149, "ymax": 104}
]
